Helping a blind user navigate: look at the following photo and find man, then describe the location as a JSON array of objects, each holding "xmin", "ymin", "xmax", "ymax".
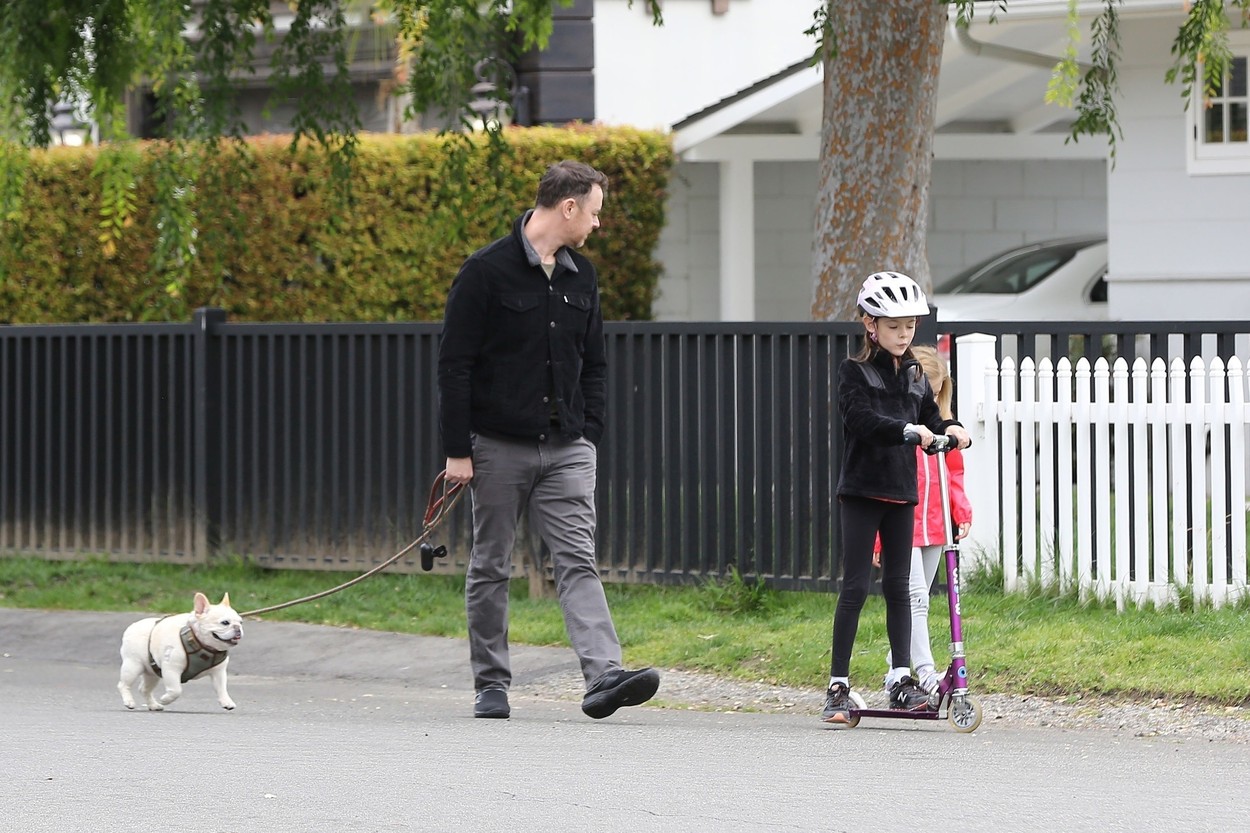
[{"xmin": 437, "ymin": 160, "xmax": 660, "ymax": 720}]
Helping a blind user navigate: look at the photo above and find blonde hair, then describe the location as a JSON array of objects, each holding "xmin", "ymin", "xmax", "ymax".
[{"xmin": 913, "ymin": 345, "xmax": 953, "ymax": 419}]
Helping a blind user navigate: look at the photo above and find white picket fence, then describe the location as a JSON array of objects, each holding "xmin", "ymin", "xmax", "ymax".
[{"xmin": 955, "ymin": 335, "xmax": 1249, "ymax": 609}]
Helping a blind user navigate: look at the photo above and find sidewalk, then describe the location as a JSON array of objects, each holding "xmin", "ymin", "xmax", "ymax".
[{"xmin": 0, "ymin": 606, "xmax": 579, "ymax": 693}]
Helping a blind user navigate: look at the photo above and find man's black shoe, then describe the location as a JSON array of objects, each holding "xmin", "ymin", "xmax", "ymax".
[
  {"xmin": 474, "ymin": 688, "xmax": 510, "ymax": 719},
  {"xmin": 581, "ymin": 667, "xmax": 661, "ymax": 719}
]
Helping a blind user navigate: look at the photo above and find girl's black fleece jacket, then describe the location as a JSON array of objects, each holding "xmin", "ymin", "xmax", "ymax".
[{"xmin": 836, "ymin": 346, "xmax": 961, "ymax": 504}]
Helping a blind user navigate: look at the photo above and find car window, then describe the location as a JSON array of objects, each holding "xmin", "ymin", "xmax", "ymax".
[{"xmin": 935, "ymin": 242, "xmax": 1088, "ymax": 295}]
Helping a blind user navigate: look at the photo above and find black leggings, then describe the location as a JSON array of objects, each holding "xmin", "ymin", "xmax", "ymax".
[{"xmin": 830, "ymin": 497, "xmax": 914, "ymax": 678}]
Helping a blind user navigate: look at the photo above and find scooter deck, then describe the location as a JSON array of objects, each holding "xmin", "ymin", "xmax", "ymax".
[{"xmin": 851, "ymin": 707, "xmax": 942, "ymax": 721}]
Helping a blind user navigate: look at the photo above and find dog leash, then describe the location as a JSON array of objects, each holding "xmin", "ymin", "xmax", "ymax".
[{"xmin": 240, "ymin": 471, "xmax": 465, "ymax": 618}]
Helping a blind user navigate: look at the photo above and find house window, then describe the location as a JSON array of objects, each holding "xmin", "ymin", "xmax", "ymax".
[{"xmin": 1188, "ymin": 42, "xmax": 1250, "ymax": 175}]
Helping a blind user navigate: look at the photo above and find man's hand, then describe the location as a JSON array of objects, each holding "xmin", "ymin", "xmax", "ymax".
[{"xmin": 445, "ymin": 456, "xmax": 474, "ymax": 486}]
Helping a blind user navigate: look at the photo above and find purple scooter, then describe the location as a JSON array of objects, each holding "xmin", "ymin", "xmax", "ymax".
[{"xmin": 843, "ymin": 432, "xmax": 984, "ymax": 733}]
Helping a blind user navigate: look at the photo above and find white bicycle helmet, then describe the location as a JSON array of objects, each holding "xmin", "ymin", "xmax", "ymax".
[{"xmin": 856, "ymin": 271, "xmax": 929, "ymax": 318}]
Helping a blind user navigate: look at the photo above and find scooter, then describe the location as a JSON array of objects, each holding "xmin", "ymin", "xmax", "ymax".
[{"xmin": 843, "ymin": 432, "xmax": 984, "ymax": 733}]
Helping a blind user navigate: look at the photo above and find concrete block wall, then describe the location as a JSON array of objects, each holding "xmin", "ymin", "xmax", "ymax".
[
  {"xmin": 652, "ymin": 163, "xmax": 721, "ymax": 320},
  {"xmin": 929, "ymin": 160, "xmax": 1108, "ymax": 283}
]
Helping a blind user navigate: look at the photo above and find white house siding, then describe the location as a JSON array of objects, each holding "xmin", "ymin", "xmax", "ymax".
[
  {"xmin": 1109, "ymin": 15, "xmax": 1250, "ymax": 319},
  {"xmin": 653, "ymin": 158, "xmax": 1108, "ymax": 321},
  {"xmin": 593, "ymin": 0, "xmax": 816, "ymax": 131}
]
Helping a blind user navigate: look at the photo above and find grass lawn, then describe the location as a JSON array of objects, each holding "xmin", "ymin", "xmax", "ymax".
[{"xmin": 2, "ymin": 555, "xmax": 1248, "ymax": 705}]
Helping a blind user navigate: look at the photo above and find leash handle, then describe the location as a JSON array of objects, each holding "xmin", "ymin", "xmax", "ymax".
[{"xmin": 424, "ymin": 470, "xmax": 464, "ymax": 527}]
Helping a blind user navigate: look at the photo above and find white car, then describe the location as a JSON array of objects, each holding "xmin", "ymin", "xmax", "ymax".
[{"xmin": 932, "ymin": 236, "xmax": 1108, "ymax": 322}]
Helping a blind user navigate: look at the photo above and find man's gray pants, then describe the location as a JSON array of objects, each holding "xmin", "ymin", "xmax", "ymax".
[{"xmin": 466, "ymin": 433, "xmax": 622, "ymax": 693}]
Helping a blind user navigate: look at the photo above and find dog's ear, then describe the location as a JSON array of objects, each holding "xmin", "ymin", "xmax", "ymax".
[
  {"xmin": 220, "ymin": 592, "xmax": 231, "ymax": 608},
  {"xmin": 194, "ymin": 592, "xmax": 210, "ymax": 614}
]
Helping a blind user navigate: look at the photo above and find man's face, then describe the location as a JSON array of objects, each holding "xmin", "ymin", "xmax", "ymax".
[{"xmin": 565, "ymin": 184, "xmax": 603, "ymax": 249}]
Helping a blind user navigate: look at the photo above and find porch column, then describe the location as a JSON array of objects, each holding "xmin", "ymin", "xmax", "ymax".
[
  {"xmin": 955, "ymin": 332, "xmax": 999, "ymax": 574},
  {"xmin": 718, "ymin": 158, "xmax": 755, "ymax": 320}
]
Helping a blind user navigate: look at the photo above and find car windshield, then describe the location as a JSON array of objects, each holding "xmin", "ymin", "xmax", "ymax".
[{"xmin": 934, "ymin": 240, "xmax": 1097, "ymax": 295}]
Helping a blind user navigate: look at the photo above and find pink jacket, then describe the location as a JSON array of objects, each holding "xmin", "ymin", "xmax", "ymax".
[{"xmin": 913, "ymin": 446, "xmax": 973, "ymax": 546}]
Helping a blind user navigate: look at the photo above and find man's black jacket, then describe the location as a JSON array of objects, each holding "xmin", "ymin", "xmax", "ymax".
[
  {"xmin": 437, "ymin": 212, "xmax": 607, "ymax": 459},
  {"xmin": 836, "ymin": 346, "xmax": 960, "ymax": 504}
]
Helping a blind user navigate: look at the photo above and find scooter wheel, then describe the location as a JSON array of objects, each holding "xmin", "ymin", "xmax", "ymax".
[
  {"xmin": 947, "ymin": 694, "xmax": 983, "ymax": 733},
  {"xmin": 843, "ymin": 690, "xmax": 865, "ymax": 728}
]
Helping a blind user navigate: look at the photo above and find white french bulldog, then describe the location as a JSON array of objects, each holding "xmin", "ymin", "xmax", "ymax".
[{"xmin": 117, "ymin": 591, "xmax": 243, "ymax": 711}]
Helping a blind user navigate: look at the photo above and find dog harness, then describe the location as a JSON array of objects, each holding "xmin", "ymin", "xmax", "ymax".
[{"xmin": 147, "ymin": 617, "xmax": 229, "ymax": 683}]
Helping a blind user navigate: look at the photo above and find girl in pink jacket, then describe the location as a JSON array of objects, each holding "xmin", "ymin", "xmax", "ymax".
[{"xmin": 878, "ymin": 345, "xmax": 973, "ymax": 694}]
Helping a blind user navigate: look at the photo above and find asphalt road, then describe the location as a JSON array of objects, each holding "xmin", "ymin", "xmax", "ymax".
[{"xmin": 2, "ymin": 608, "xmax": 1244, "ymax": 833}]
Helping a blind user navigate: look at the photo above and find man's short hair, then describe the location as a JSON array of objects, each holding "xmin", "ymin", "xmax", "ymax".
[{"xmin": 536, "ymin": 160, "xmax": 609, "ymax": 208}]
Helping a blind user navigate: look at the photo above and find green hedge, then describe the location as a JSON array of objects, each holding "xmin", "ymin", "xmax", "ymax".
[{"xmin": 0, "ymin": 126, "xmax": 674, "ymax": 323}]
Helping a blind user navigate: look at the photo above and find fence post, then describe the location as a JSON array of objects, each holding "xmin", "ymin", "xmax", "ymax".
[
  {"xmin": 955, "ymin": 333, "xmax": 998, "ymax": 572},
  {"xmin": 917, "ymin": 303, "xmax": 939, "ymax": 346},
  {"xmin": 192, "ymin": 307, "xmax": 226, "ymax": 562}
]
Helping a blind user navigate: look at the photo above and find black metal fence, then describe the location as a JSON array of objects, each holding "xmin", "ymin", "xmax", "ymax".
[
  {"xmin": 598, "ymin": 324, "xmax": 852, "ymax": 588},
  {"xmin": 2, "ymin": 310, "xmax": 1246, "ymax": 590},
  {"xmin": 0, "ymin": 310, "xmax": 862, "ymax": 588},
  {"xmin": 0, "ymin": 323, "xmax": 198, "ymax": 565}
]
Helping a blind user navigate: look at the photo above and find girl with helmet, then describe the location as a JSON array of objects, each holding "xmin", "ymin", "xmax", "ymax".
[{"xmin": 821, "ymin": 271, "xmax": 971, "ymax": 724}]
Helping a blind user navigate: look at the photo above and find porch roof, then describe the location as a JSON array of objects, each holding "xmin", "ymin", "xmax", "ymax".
[{"xmin": 667, "ymin": 5, "xmax": 1173, "ymax": 163}]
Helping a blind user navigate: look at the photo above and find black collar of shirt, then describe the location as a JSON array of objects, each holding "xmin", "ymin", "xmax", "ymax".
[{"xmin": 519, "ymin": 209, "xmax": 579, "ymax": 274}]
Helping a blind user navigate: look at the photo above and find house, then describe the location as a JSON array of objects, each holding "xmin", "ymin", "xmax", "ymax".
[{"xmin": 587, "ymin": 0, "xmax": 1248, "ymax": 322}]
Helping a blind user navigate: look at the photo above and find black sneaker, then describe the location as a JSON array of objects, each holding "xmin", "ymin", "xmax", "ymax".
[
  {"xmin": 821, "ymin": 682, "xmax": 852, "ymax": 723},
  {"xmin": 474, "ymin": 688, "xmax": 510, "ymax": 719},
  {"xmin": 888, "ymin": 675, "xmax": 931, "ymax": 711},
  {"xmin": 581, "ymin": 667, "xmax": 660, "ymax": 719}
]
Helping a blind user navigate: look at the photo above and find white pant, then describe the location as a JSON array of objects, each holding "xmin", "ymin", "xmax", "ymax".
[{"xmin": 886, "ymin": 545, "xmax": 944, "ymax": 684}]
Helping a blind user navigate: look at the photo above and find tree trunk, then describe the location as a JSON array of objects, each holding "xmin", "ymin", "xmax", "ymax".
[{"xmin": 811, "ymin": 0, "xmax": 947, "ymax": 321}]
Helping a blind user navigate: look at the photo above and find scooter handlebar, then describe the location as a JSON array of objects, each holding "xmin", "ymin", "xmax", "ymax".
[{"xmin": 902, "ymin": 431, "xmax": 970, "ymax": 454}]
